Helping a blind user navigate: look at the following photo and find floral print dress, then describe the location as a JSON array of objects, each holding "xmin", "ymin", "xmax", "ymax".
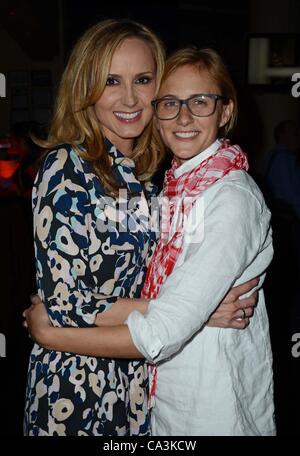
[{"xmin": 24, "ymin": 140, "xmax": 157, "ymax": 436}]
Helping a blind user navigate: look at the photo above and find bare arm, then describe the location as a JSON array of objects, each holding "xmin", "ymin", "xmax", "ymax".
[
  {"xmin": 23, "ymin": 277, "xmax": 258, "ymax": 358},
  {"xmin": 23, "ymin": 298, "xmax": 142, "ymax": 358},
  {"xmin": 44, "ymin": 325, "xmax": 141, "ymax": 358},
  {"xmin": 95, "ymin": 298, "xmax": 149, "ymax": 326}
]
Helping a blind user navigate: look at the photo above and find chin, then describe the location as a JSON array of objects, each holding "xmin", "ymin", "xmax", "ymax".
[
  {"xmin": 122, "ymin": 122, "xmax": 147, "ymax": 135},
  {"xmin": 175, "ymin": 150, "xmax": 198, "ymax": 160}
]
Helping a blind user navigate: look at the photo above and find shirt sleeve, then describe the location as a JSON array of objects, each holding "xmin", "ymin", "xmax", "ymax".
[
  {"xmin": 34, "ymin": 147, "xmax": 117, "ymax": 328},
  {"xmin": 127, "ymin": 182, "xmax": 272, "ymax": 362}
]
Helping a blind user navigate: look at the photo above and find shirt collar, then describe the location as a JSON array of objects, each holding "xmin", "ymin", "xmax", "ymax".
[
  {"xmin": 174, "ymin": 139, "xmax": 221, "ymax": 178},
  {"xmin": 105, "ymin": 138, "xmax": 136, "ymax": 169}
]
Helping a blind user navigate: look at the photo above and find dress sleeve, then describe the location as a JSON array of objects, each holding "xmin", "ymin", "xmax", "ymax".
[
  {"xmin": 34, "ymin": 146, "xmax": 117, "ymax": 328},
  {"xmin": 126, "ymin": 182, "xmax": 273, "ymax": 362}
]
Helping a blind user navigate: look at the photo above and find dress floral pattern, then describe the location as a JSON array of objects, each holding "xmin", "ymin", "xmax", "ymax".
[{"xmin": 24, "ymin": 140, "xmax": 157, "ymax": 436}]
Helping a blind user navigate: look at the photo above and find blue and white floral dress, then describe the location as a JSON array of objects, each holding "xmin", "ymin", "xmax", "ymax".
[{"xmin": 24, "ymin": 140, "xmax": 157, "ymax": 436}]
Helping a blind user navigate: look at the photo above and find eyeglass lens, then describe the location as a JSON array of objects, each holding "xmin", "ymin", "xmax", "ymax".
[{"xmin": 156, "ymin": 95, "xmax": 217, "ymax": 119}]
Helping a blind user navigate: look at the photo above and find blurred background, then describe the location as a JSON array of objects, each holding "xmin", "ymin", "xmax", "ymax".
[{"xmin": 0, "ymin": 0, "xmax": 299, "ymax": 436}]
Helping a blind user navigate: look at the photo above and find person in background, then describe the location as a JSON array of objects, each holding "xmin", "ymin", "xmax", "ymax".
[
  {"xmin": 264, "ymin": 119, "xmax": 300, "ymax": 219},
  {"xmin": 264, "ymin": 120, "xmax": 300, "ymax": 338}
]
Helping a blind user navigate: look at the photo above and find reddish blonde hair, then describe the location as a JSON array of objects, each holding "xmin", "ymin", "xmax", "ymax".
[{"xmin": 161, "ymin": 47, "xmax": 238, "ymax": 134}]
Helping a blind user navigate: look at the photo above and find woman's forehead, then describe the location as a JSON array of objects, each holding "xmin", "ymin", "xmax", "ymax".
[
  {"xmin": 110, "ymin": 38, "xmax": 156, "ymax": 73},
  {"xmin": 159, "ymin": 65, "xmax": 219, "ymax": 95}
]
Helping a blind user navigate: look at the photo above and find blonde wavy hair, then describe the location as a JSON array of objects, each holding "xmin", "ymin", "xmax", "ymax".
[
  {"xmin": 160, "ymin": 47, "xmax": 238, "ymax": 135},
  {"xmin": 38, "ymin": 19, "xmax": 166, "ymax": 194}
]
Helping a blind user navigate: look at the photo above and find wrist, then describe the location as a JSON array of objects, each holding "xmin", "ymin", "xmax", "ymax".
[{"xmin": 35, "ymin": 326, "xmax": 56, "ymax": 349}]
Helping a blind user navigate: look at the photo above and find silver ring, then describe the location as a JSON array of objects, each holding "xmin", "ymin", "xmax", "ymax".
[{"xmin": 241, "ymin": 308, "xmax": 246, "ymax": 319}]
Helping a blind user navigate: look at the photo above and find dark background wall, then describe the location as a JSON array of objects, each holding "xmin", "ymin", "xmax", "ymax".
[
  {"xmin": 1, "ymin": 1, "xmax": 299, "ymax": 169},
  {"xmin": 0, "ymin": 0, "xmax": 299, "ymax": 440}
]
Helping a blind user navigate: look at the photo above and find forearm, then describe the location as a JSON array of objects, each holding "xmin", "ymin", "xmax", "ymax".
[
  {"xmin": 38, "ymin": 324, "xmax": 143, "ymax": 358},
  {"xmin": 128, "ymin": 189, "xmax": 266, "ymax": 363},
  {"xmin": 95, "ymin": 298, "xmax": 148, "ymax": 326}
]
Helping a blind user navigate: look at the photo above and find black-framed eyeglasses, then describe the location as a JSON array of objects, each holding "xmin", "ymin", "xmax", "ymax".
[{"xmin": 151, "ymin": 93, "xmax": 229, "ymax": 120}]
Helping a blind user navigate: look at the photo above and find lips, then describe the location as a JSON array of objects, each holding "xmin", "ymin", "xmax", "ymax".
[
  {"xmin": 174, "ymin": 131, "xmax": 199, "ymax": 139},
  {"xmin": 114, "ymin": 110, "xmax": 142, "ymax": 123}
]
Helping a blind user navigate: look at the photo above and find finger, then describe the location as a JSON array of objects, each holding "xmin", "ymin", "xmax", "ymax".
[
  {"xmin": 235, "ymin": 308, "xmax": 246, "ymax": 320},
  {"xmin": 239, "ymin": 292, "xmax": 258, "ymax": 309},
  {"xmin": 231, "ymin": 317, "xmax": 250, "ymax": 329},
  {"xmin": 22, "ymin": 306, "xmax": 33, "ymax": 318},
  {"xmin": 23, "ymin": 309, "xmax": 31, "ymax": 319},
  {"xmin": 30, "ymin": 294, "xmax": 41, "ymax": 305},
  {"xmin": 236, "ymin": 278, "xmax": 258, "ymax": 295},
  {"xmin": 231, "ymin": 278, "xmax": 259, "ymax": 300},
  {"xmin": 235, "ymin": 307, "xmax": 253, "ymax": 320},
  {"xmin": 246, "ymin": 307, "xmax": 254, "ymax": 317}
]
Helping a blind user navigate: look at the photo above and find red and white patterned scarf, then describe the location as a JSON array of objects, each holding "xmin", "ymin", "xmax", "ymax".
[{"xmin": 141, "ymin": 139, "xmax": 249, "ymax": 405}]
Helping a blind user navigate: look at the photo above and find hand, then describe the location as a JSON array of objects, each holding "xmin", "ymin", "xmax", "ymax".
[
  {"xmin": 22, "ymin": 294, "xmax": 52, "ymax": 343},
  {"xmin": 206, "ymin": 278, "xmax": 259, "ymax": 329}
]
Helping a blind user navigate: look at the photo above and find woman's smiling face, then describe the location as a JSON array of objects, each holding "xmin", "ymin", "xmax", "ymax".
[
  {"xmin": 94, "ymin": 38, "xmax": 157, "ymax": 155},
  {"xmin": 156, "ymin": 64, "xmax": 233, "ymax": 164}
]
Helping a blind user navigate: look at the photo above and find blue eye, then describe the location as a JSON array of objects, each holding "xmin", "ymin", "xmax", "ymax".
[{"xmin": 106, "ymin": 77, "xmax": 119, "ymax": 86}]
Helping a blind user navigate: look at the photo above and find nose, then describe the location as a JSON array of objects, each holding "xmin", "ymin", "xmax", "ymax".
[
  {"xmin": 122, "ymin": 83, "xmax": 138, "ymax": 107},
  {"xmin": 176, "ymin": 103, "xmax": 193, "ymax": 126}
]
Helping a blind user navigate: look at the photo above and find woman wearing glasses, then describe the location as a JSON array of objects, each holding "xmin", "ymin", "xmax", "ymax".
[
  {"xmin": 138, "ymin": 48, "xmax": 275, "ymax": 435},
  {"xmin": 23, "ymin": 41, "xmax": 273, "ymax": 436},
  {"xmin": 135, "ymin": 48, "xmax": 274, "ymax": 435}
]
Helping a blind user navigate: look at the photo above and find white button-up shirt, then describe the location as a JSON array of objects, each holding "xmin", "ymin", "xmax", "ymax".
[{"xmin": 127, "ymin": 140, "xmax": 276, "ymax": 436}]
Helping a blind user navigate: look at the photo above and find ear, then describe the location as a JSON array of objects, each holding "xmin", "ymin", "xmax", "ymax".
[{"xmin": 219, "ymin": 99, "xmax": 234, "ymax": 129}]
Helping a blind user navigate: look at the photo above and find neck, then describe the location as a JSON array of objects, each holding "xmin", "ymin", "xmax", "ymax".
[
  {"xmin": 118, "ymin": 140, "xmax": 134, "ymax": 157},
  {"xmin": 174, "ymin": 139, "xmax": 219, "ymax": 167},
  {"xmin": 106, "ymin": 134, "xmax": 134, "ymax": 157}
]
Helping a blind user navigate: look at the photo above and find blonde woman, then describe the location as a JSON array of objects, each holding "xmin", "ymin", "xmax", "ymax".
[
  {"xmin": 23, "ymin": 18, "xmax": 165, "ymax": 437},
  {"xmin": 24, "ymin": 20, "xmax": 259, "ymax": 436}
]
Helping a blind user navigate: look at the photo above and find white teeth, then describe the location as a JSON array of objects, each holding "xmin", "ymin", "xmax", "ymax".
[
  {"xmin": 174, "ymin": 131, "xmax": 198, "ymax": 138},
  {"xmin": 114, "ymin": 111, "xmax": 141, "ymax": 120}
]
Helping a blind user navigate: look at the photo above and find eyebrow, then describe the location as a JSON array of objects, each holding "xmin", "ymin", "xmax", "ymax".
[
  {"xmin": 108, "ymin": 71, "xmax": 155, "ymax": 78},
  {"xmin": 159, "ymin": 93, "xmax": 205, "ymax": 99}
]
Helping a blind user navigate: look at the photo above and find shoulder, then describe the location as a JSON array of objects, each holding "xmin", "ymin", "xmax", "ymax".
[
  {"xmin": 34, "ymin": 144, "xmax": 94, "ymax": 198},
  {"xmin": 206, "ymin": 170, "xmax": 267, "ymax": 213},
  {"xmin": 189, "ymin": 170, "xmax": 270, "ymax": 238},
  {"xmin": 39, "ymin": 143, "xmax": 93, "ymax": 183},
  {"xmin": 41, "ymin": 144, "xmax": 85, "ymax": 175},
  {"xmin": 269, "ymin": 148, "xmax": 294, "ymax": 167}
]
